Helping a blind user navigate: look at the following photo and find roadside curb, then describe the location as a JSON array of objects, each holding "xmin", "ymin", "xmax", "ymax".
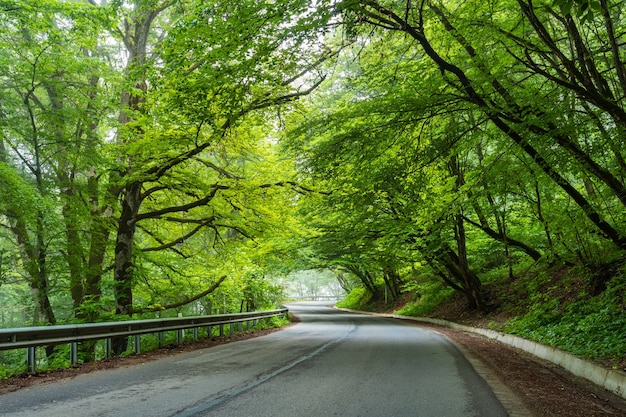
[{"xmin": 337, "ymin": 308, "xmax": 626, "ymax": 400}]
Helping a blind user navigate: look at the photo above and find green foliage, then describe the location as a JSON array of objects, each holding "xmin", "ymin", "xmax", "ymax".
[
  {"xmin": 395, "ymin": 281, "xmax": 456, "ymax": 317},
  {"xmin": 0, "ymin": 0, "xmax": 625, "ymax": 381},
  {"xmin": 552, "ymin": 0, "xmax": 600, "ymax": 21},
  {"xmin": 0, "ymin": 350, "xmax": 25, "ymax": 380},
  {"xmin": 41, "ymin": 345, "xmax": 71, "ymax": 372},
  {"xmin": 285, "ymin": 0, "xmax": 626, "ymax": 315},
  {"xmin": 505, "ymin": 274, "xmax": 626, "ymax": 363},
  {"xmin": 336, "ymin": 286, "xmax": 373, "ymax": 311},
  {"xmin": 256, "ymin": 315, "xmax": 290, "ymax": 330}
]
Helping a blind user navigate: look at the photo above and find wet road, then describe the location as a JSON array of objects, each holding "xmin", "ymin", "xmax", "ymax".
[{"xmin": 0, "ymin": 302, "xmax": 507, "ymax": 416}]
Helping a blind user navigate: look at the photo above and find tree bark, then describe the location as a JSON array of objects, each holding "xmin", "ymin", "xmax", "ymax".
[{"xmin": 111, "ymin": 182, "xmax": 142, "ymax": 355}]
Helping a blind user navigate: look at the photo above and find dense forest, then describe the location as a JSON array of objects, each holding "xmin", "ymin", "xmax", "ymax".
[{"xmin": 1, "ymin": 0, "xmax": 625, "ymax": 371}]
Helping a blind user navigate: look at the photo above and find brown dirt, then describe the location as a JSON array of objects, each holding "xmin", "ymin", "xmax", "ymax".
[{"xmin": 1, "ymin": 313, "xmax": 625, "ymax": 416}]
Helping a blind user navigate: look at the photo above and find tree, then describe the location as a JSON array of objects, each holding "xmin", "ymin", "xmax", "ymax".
[
  {"xmin": 0, "ymin": 0, "xmax": 337, "ymax": 350},
  {"xmin": 282, "ymin": 0, "xmax": 626, "ymax": 309},
  {"xmin": 0, "ymin": 0, "xmax": 115, "ymax": 330},
  {"xmin": 108, "ymin": 0, "xmax": 331, "ymax": 301},
  {"xmin": 338, "ymin": 0, "xmax": 626, "ymax": 250}
]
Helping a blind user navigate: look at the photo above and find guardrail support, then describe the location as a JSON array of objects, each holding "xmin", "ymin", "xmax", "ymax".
[
  {"xmin": 193, "ymin": 327, "xmax": 198, "ymax": 341},
  {"xmin": 206, "ymin": 325, "xmax": 212, "ymax": 338},
  {"xmin": 134, "ymin": 335, "xmax": 141, "ymax": 354},
  {"xmin": 105, "ymin": 338, "xmax": 112, "ymax": 359},
  {"xmin": 158, "ymin": 332, "xmax": 164, "ymax": 348},
  {"xmin": 70, "ymin": 342, "xmax": 78, "ymax": 366},
  {"xmin": 177, "ymin": 329, "xmax": 183, "ymax": 344},
  {"xmin": 26, "ymin": 347, "xmax": 35, "ymax": 372},
  {"xmin": 219, "ymin": 324, "xmax": 224, "ymax": 336}
]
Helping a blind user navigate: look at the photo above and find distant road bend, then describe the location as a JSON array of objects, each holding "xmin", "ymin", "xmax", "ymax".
[{"xmin": 0, "ymin": 302, "xmax": 512, "ymax": 417}]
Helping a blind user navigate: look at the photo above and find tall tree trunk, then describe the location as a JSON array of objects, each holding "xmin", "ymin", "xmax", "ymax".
[
  {"xmin": 455, "ymin": 214, "xmax": 485, "ymax": 310},
  {"xmin": 112, "ymin": 181, "xmax": 142, "ymax": 355},
  {"xmin": 61, "ymin": 185, "xmax": 86, "ymax": 313},
  {"xmin": 449, "ymin": 154, "xmax": 487, "ymax": 310},
  {"xmin": 109, "ymin": 4, "xmax": 163, "ymax": 354},
  {"xmin": 382, "ymin": 266, "xmax": 401, "ymax": 301},
  {"xmin": 346, "ymin": 265, "xmax": 377, "ymax": 296},
  {"xmin": 84, "ymin": 169, "xmax": 114, "ymax": 317}
]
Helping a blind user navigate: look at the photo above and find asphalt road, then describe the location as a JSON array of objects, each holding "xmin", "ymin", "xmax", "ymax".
[{"xmin": 0, "ymin": 302, "xmax": 508, "ymax": 417}]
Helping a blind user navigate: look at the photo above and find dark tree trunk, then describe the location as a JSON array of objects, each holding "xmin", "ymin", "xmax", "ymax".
[{"xmin": 112, "ymin": 181, "xmax": 142, "ymax": 355}]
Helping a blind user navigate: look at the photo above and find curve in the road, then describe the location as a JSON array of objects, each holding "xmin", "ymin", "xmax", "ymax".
[{"xmin": 0, "ymin": 302, "xmax": 514, "ymax": 417}]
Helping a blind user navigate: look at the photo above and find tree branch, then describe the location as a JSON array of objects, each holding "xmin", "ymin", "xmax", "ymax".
[
  {"xmin": 131, "ymin": 275, "xmax": 227, "ymax": 314},
  {"xmin": 141, "ymin": 217, "xmax": 217, "ymax": 252},
  {"xmin": 134, "ymin": 184, "xmax": 230, "ymax": 223}
]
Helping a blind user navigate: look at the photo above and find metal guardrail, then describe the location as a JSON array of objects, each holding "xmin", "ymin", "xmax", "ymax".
[
  {"xmin": 0, "ymin": 308, "xmax": 288, "ymax": 372},
  {"xmin": 285, "ymin": 296, "xmax": 339, "ymax": 301}
]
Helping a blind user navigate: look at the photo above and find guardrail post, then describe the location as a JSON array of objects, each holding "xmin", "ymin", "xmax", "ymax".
[
  {"xmin": 70, "ymin": 342, "xmax": 78, "ymax": 366},
  {"xmin": 219, "ymin": 324, "xmax": 224, "ymax": 336},
  {"xmin": 26, "ymin": 347, "xmax": 36, "ymax": 372},
  {"xmin": 177, "ymin": 329, "xmax": 183, "ymax": 344},
  {"xmin": 193, "ymin": 327, "xmax": 198, "ymax": 341},
  {"xmin": 206, "ymin": 325, "xmax": 212, "ymax": 338},
  {"xmin": 105, "ymin": 338, "xmax": 112, "ymax": 359},
  {"xmin": 158, "ymin": 332, "xmax": 163, "ymax": 348},
  {"xmin": 134, "ymin": 335, "xmax": 141, "ymax": 354},
  {"xmin": 238, "ymin": 322, "xmax": 243, "ymax": 332},
  {"xmin": 229, "ymin": 323, "xmax": 234, "ymax": 334}
]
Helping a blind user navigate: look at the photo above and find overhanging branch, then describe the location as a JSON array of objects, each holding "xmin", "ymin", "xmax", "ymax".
[{"xmin": 131, "ymin": 275, "xmax": 228, "ymax": 314}]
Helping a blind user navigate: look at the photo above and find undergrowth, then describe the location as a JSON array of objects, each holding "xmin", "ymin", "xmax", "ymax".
[
  {"xmin": 395, "ymin": 281, "xmax": 456, "ymax": 317},
  {"xmin": 504, "ymin": 273, "xmax": 626, "ymax": 365},
  {"xmin": 335, "ymin": 286, "xmax": 373, "ymax": 310}
]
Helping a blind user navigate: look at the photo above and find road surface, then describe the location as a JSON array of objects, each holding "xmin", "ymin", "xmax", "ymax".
[{"xmin": 0, "ymin": 302, "xmax": 508, "ymax": 416}]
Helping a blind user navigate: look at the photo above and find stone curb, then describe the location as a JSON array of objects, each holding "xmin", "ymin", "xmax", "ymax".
[{"xmin": 338, "ymin": 308, "xmax": 626, "ymax": 400}]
